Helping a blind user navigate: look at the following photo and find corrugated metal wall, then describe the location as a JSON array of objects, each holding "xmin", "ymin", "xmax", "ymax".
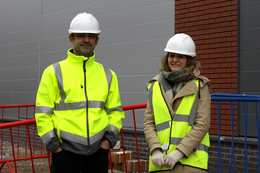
[{"xmin": 0, "ymin": 0, "xmax": 175, "ymax": 130}]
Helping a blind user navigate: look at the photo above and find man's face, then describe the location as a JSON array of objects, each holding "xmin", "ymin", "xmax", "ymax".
[{"xmin": 69, "ymin": 33, "xmax": 99, "ymax": 57}]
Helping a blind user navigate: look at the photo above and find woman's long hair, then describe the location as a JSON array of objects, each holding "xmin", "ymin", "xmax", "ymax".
[{"xmin": 158, "ymin": 53, "xmax": 201, "ymax": 75}]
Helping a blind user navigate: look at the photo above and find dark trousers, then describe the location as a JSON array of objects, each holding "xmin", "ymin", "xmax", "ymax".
[{"xmin": 51, "ymin": 148, "xmax": 109, "ymax": 173}]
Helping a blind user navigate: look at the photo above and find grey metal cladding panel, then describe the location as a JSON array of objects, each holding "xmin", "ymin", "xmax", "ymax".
[
  {"xmin": 41, "ymin": 0, "xmax": 172, "ymax": 25},
  {"xmin": 0, "ymin": 15, "xmax": 39, "ymax": 34},
  {"xmin": 98, "ymin": 1, "xmax": 174, "ymax": 30},
  {"xmin": 0, "ymin": 66, "xmax": 38, "ymax": 80},
  {"xmin": 0, "ymin": 93, "xmax": 36, "ymax": 105},
  {"xmin": 40, "ymin": 51, "xmax": 68, "ymax": 68},
  {"xmin": 239, "ymin": 49, "xmax": 260, "ymax": 71},
  {"xmin": 240, "ymin": 28, "xmax": 260, "ymax": 50},
  {"xmin": 100, "ymin": 56, "xmax": 160, "ymax": 76},
  {"xmin": 240, "ymin": 72, "xmax": 260, "ymax": 92},
  {"xmin": 0, "ymin": 41, "xmax": 38, "ymax": 57},
  {"xmin": 240, "ymin": 6, "xmax": 260, "ymax": 29},
  {"xmin": 122, "ymin": 109, "xmax": 145, "ymax": 129},
  {"xmin": 41, "ymin": 36, "xmax": 70, "ymax": 52},
  {"xmin": 240, "ymin": 0, "xmax": 260, "ymax": 7},
  {"xmin": 0, "ymin": 28, "xmax": 38, "ymax": 46},
  {"xmin": 0, "ymin": 54, "xmax": 38, "ymax": 69},
  {"xmin": 99, "ymin": 20, "xmax": 174, "ymax": 46},
  {"xmin": 118, "ymin": 75, "xmax": 156, "ymax": 93},
  {"xmin": 42, "ymin": 0, "xmax": 94, "ymax": 13},
  {"xmin": 96, "ymin": 39, "xmax": 168, "ymax": 61},
  {"xmin": 0, "ymin": 0, "xmax": 38, "ymax": 12},
  {"xmin": 0, "ymin": 80, "xmax": 38, "ymax": 92},
  {"xmin": 0, "ymin": 2, "xmax": 39, "ymax": 24},
  {"xmin": 42, "ymin": 23, "xmax": 69, "ymax": 39},
  {"xmin": 120, "ymin": 92, "xmax": 148, "ymax": 107}
]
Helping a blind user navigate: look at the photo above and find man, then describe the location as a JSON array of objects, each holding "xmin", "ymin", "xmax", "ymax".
[{"xmin": 35, "ymin": 12, "xmax": 125, "ymax": 173}]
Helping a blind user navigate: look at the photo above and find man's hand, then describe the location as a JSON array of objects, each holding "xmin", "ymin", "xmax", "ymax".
[
  {"xmin": 53, "ymin": 147, "xmax": 62, "ymax": 153},
  {"xmin": 164, "ymin": 149, "xmax": 184, "ymax": 169},
  {"xmin": 100, "ymin": 139, "xmax": 110, "ymax": 150},
  {"xmin": 151, "ymin": 149, "xmax": 164, "ymax": 167}
]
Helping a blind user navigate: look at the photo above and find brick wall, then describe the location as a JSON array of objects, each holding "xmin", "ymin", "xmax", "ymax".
[
  {"xmin": 118, "ymin": 132, "xmax": 150, "ymax": 160},
  {"xmin": 209, "ymin": 140, "xmax": 259, "ymax": 173},
  {"xmin": 175, "ymin": 0, "xmax": 238, "ymax": 136}
]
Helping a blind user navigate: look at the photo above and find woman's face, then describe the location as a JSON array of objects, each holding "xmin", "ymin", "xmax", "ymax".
[{"xmin": 168, "ymin": 53, "xmax": 187, "ymax": 71}]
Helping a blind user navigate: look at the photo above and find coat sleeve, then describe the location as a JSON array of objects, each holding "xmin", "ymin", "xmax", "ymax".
[
  {"xmin": 143, "ymin": 100, "xmax": 162, "ymax": 154},
  {"xmin": 35, "ymin": 66, "xmax": 61, "ymax": 153},
  {"xmin": 176, "ymin": 80, "xmax": 211, "ymax": 157},
  {"xmin": 104, "ymin": 70, "xmax": 125, "ymax": 148}
]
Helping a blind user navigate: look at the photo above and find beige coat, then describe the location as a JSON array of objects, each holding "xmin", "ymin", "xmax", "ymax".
[{"xmin": 143, "ymin": 75, "xmax": 211, "ymax": 173}]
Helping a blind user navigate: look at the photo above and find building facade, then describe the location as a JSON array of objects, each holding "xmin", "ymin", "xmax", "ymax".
[{"xmin": 1, "ymin": 0, "xmax": 260, "ymax": 172}]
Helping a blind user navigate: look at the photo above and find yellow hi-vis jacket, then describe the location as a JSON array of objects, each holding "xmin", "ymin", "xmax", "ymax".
[
  {"xmin": 35, "ymin": 48, "xmax": 125, "ymax": 155},
  {"xmin": 147, "ymin": 79, "xmax": 209, "ymax": 172}
]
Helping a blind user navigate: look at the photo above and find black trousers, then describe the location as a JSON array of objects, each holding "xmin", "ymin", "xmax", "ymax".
[{"xmin": 51, "ymin": 148, "xmax": 109, "ymax": 173}]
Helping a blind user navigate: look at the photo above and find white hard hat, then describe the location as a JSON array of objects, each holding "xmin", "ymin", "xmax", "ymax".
[
  {"xmin": 164, "ymin": 33, "xmax": 196, "ymax": 57},
  {"xmin": 68, "ymin": 12, "xmax": 101, "ymax": 34}
]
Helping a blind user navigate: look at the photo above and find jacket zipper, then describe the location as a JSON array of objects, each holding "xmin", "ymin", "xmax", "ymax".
[{"xmin": 83, "ymin": 59, "xmax": 90, "ymax": 147}]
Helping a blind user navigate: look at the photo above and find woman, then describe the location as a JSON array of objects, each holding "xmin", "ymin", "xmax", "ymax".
[{"xmin": 143, "ymin": 33, "xmax": 211, "ymax": 173}]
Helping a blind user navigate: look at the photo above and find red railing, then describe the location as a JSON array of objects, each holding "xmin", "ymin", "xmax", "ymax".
[{"xmin": 0, "ymin": 104, "xmax": 147, "ymax": 173}]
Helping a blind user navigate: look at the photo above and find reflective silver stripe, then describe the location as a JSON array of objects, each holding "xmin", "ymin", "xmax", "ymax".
[
  {"xmin": 53, "ymin": 62, "xmax": 66, "ymax": 102},
  {"xmin": 172, "ymin": 114, "xmax": 189, "ymax": 123},
  {"xmin": 170, "ymin": 137, "xmax": 183, "ymax": 145},
  {"xmin": 148, "ymin": 82, "xmax": 155, "ymax": 116},
  {"xmin": 107, "ymin": 124, "xmax": 119, "ymax": 136},
  {"xmin": 189, "ymin": 94, "xmax": 198, "ymax": 126},
  {"xmin": 41, "ymin": 130, "xmax": 56, "ymax": 143},
  {"xmin": 89, "ymin": 101, "xmax": 105, "ymax": 109},
  {"xmin": 36, "ymin": 106, "xmax": 53, "ymax": 114},
  {"xmin": 54, "ymin": 101, "xmax": 105, "ymax": 111},
  {"xmin": 198, "ymin": 143, "xmax": 208, "ymax": 153},
  {"xmin": 156, "ymin": 121, "xmax": 170, "ymax": 132},
  {"xmin": 103, "ymin": 66, "xmax": 112, "ymax": 93},
  {"xmin": 105, "ymin": 106, "xmax": 123, "ymax": 114},
  {"xmin": 173, "ymin": 94, "xmax": 198, "ymax": 126},
  {"xmin": 60, "ymin": 127, "xmax": 106, "ymax": 145},
  {"xmin": 170, "ymin": 137, "xmax": 208, "ymax": 153},
  {"xmin": 54, "ymin": 101, "xmax": 86, "ymax": 110},
  {"xmin": 60, "ymin": 131, "xmax": 87, "ymax": 145},
  {"xmin": 89, "ymin": 128, "xmax": 107, "ymax": 145}
]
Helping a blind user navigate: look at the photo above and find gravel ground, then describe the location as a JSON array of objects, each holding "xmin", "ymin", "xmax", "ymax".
[{"xmin": 0, "ymin": 141, "xmax": 50, "ymax": 173}]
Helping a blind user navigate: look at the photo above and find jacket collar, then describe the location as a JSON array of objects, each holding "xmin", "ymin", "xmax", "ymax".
[
  {"xmin": 67, "ymin": 48, "xmax": 95, "ymax": 66},
  {"xmin": 174, "ymin": 80, "xmax": 198, "ymax": 101},
  {"xmin": 147, "ymin": 74, "xmax": 200, "ymax": 101}
]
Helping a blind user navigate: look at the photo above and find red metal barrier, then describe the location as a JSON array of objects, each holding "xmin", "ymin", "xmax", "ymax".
[{"xmin": 0, "ymin": 103, "xmax": 147, "ymax": 173}]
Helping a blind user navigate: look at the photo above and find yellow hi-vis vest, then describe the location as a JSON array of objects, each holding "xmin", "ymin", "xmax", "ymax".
[
  {"xmin": 35, "ymin": 49, "xmax": 125, "ymax": 155},
  {"xmin": 147, "ymin": 79, "xmax": 209, "ymax": 172}
]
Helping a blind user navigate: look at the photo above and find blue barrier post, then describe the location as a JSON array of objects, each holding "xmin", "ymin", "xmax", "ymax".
[
  {"xmin": 211, "ymin": 93, "xmax": 260, "ymax": 173},
  {"xmin": 243, "ymin": 102, "xmax": 248, "ymax": 173},
  {"xmin": 217, "ymin": 101, "xmax": 222, "ymax": 173},
  {"xmin": 255, "ymin": 102, "xmax": 260, "ymax": 173},
  {"xmin": 230, "ymin": 101, "xmax": 235, "ymax": 173}
]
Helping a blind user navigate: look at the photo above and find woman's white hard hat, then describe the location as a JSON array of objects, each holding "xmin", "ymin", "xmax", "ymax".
[
  {"xmin": 68, "ymin": 12, "xmax": 101, "ymax": 34},
  {"xmin": 164, "ymin": 33, "xmax": 196, "ymax": 57}
]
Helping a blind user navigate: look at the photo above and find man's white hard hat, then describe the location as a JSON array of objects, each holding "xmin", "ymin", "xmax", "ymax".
[{"xmin": 68, "ymin": 12, "xmax": 101, "ymax": 34}]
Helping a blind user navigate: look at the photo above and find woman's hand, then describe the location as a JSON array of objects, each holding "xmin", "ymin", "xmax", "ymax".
[{"xmin": 151, "ymin": 149, "xmax": 164, "ymax": 167}]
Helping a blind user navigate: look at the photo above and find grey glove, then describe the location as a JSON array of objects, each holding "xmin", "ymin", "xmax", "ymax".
[
  {"xmin": 164, "ymin": 149, "xmax": 184, "ymax": 169},
  {"xmin": 151, "ymin": 149, "xmax": 164, "ymax": 167}
]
